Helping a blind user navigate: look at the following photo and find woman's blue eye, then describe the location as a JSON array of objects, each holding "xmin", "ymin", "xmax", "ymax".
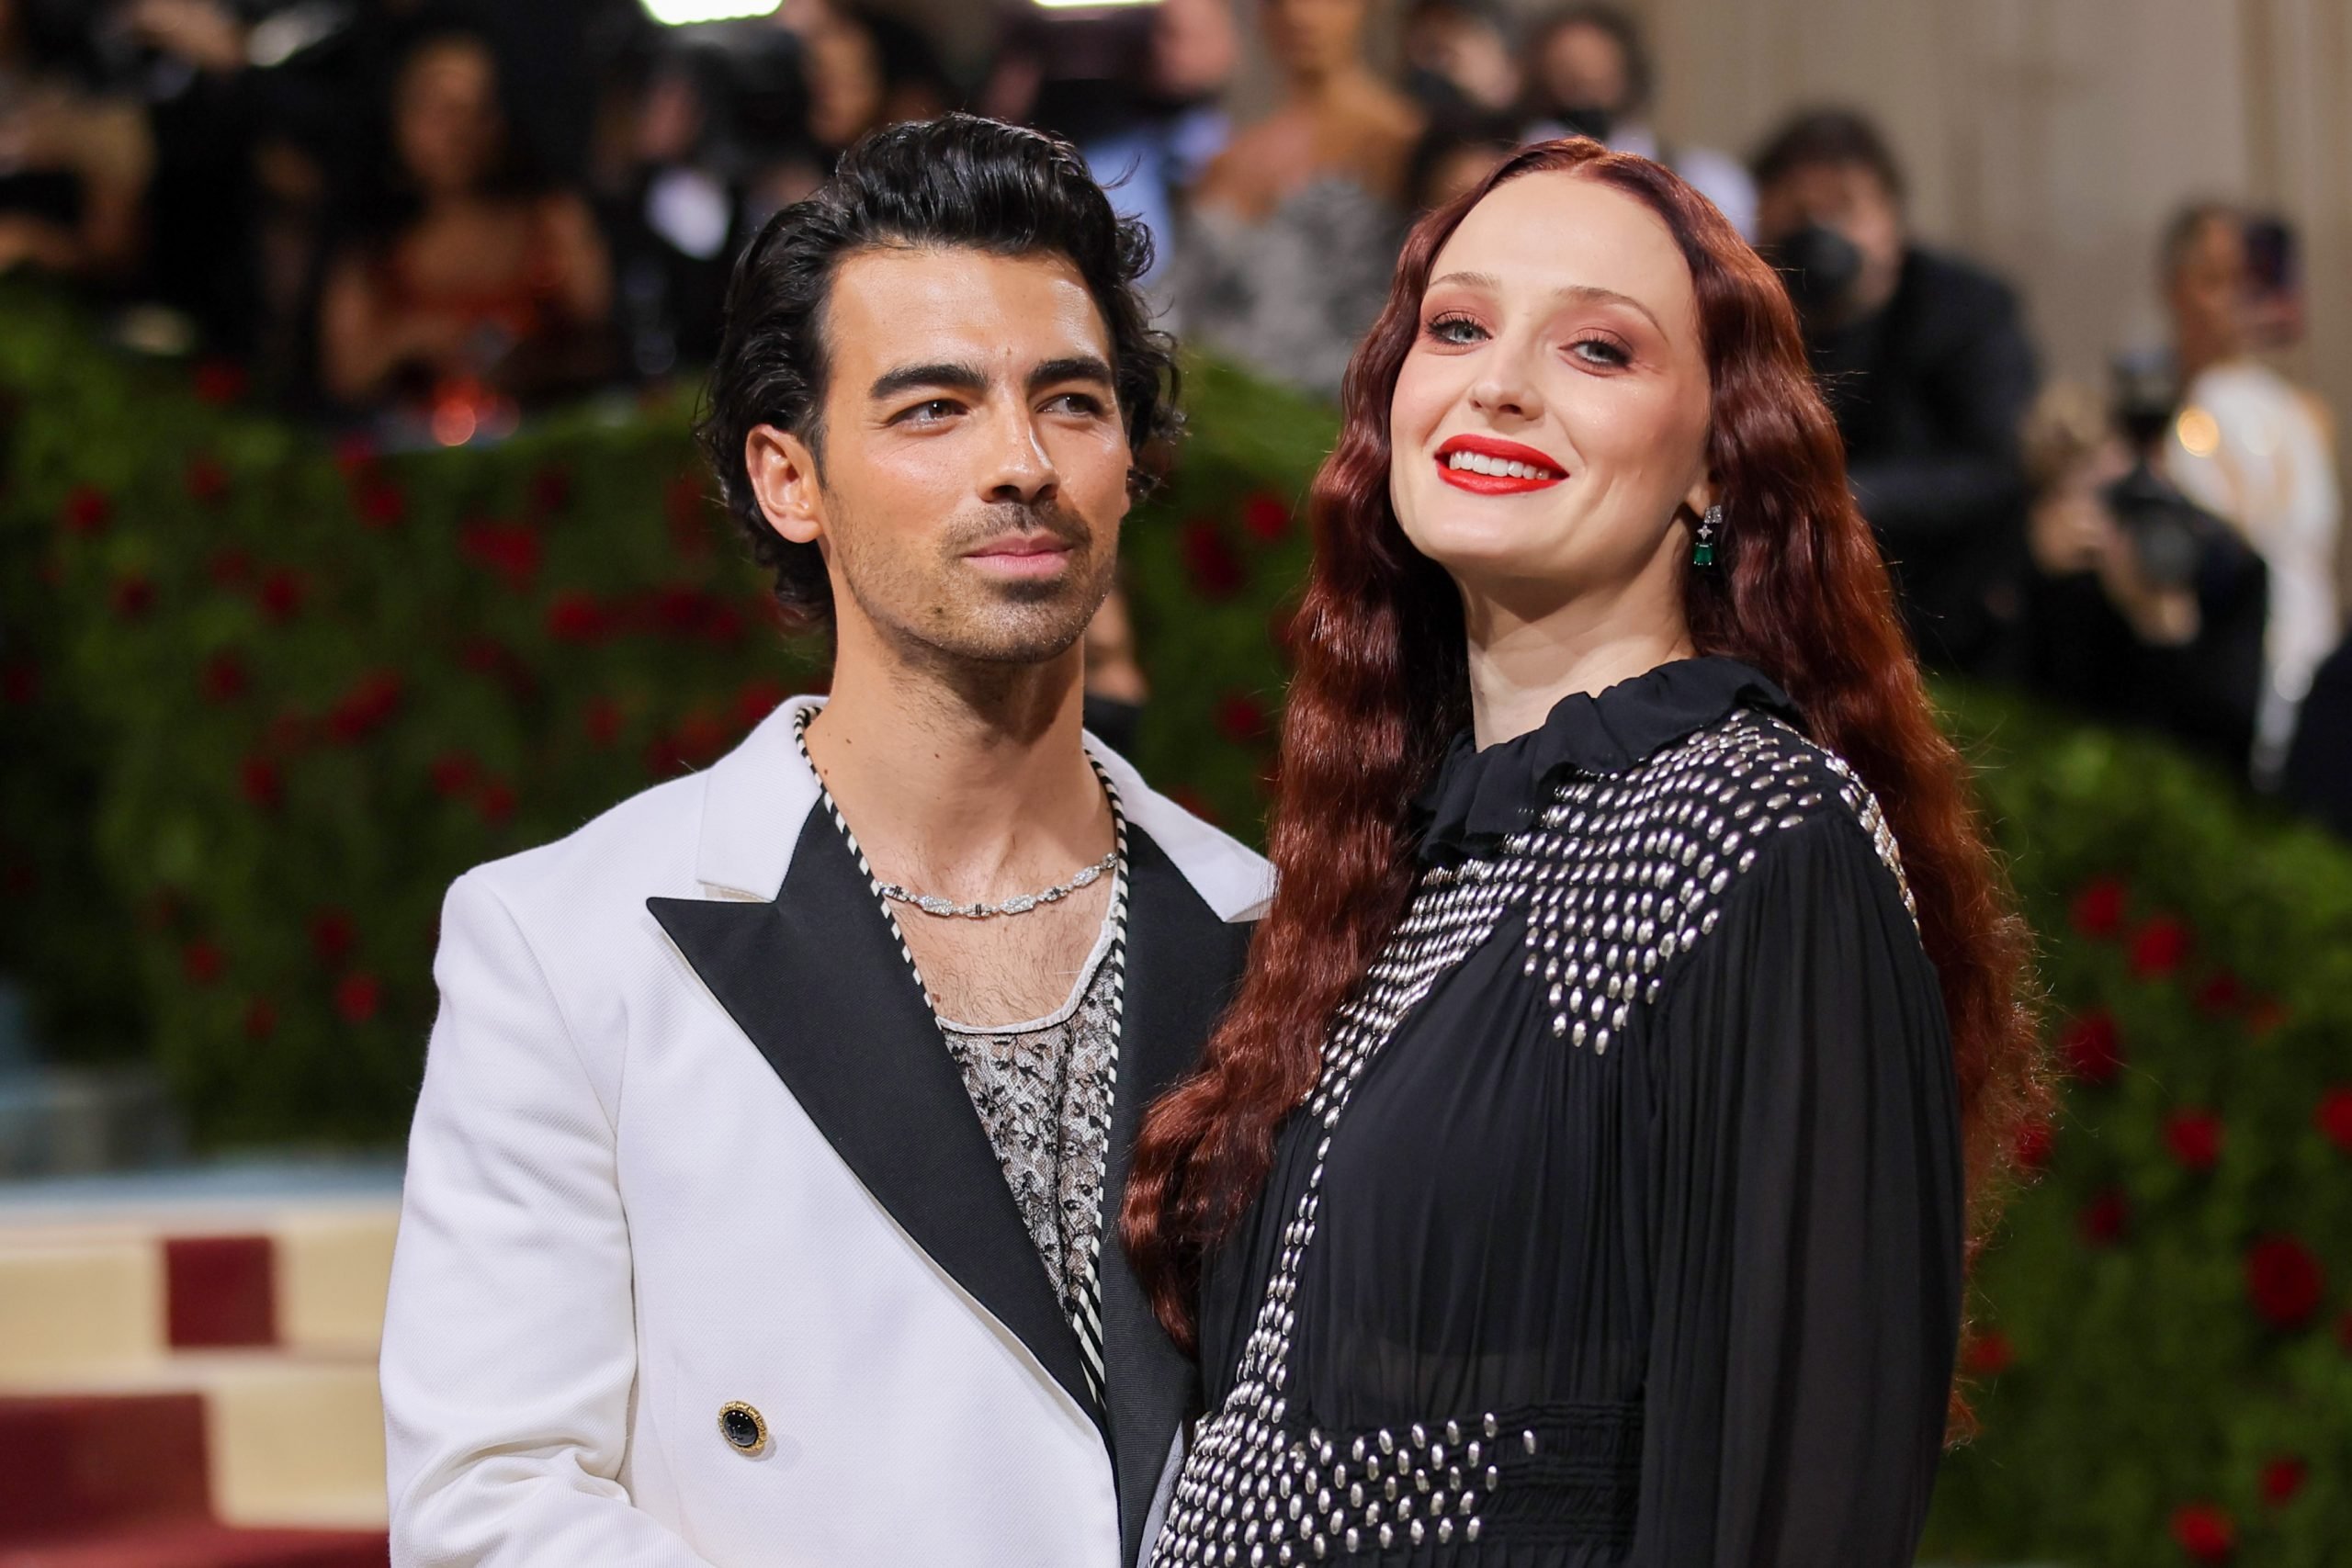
[
  {"xmin": 1570, "ymin": 338, "xmax": 1632, "ymax": 367},
  {"xmin": 1426, "ymin": 314, "xmax": 1487, "ymax": 345}
]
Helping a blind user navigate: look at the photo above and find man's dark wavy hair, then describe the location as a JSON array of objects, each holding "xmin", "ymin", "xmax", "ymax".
[{"xmin": 698, "ymin": 114, "xmax": 1181, "ymax": 626}]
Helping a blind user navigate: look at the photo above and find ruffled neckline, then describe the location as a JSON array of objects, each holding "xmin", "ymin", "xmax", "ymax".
[{"xmin": 1412, "ymin": 656, "xmax": 1802, "ymax": 865}]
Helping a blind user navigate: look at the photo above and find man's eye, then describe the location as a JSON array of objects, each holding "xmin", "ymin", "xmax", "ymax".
[
  {"xmin": 901, "ymin": 400, "xmax": 960, "ymax": 423},
  {"xmin": 1047, "ymin": 392, "xmax": 1107, "ymax": 416}
]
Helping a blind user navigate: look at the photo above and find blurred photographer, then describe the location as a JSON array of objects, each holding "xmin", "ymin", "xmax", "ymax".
[
  {"xmin": 0, "ymin": 0, "xmax": 152, "ymax": 284},
  {"xmin": 2018, "ymin": 369, "xmax": 2267, "ymax": 774},
  {"xmin": 2157, "ymin": 203, "xmax": 2341, "ymax": 784},
  {"xmin": 1753, "ymin": 108, "xmax": 2038, "ymax": 676}
]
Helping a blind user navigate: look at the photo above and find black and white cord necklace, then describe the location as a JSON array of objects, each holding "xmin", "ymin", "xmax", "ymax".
[{"xmin": 792, "ymin": 705, "xmax": 1127, "ymax": 1406}]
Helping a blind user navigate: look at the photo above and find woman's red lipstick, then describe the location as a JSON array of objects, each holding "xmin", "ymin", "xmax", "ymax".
[{"xmin": 1434, "ymin": 433, "xmax": 1568, "ymax": 494}]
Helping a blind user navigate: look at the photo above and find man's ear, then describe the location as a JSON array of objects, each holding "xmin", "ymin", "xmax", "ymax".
[{"xmin": 745, "ymin": 425, "xmax": 823, "ymax": 546}]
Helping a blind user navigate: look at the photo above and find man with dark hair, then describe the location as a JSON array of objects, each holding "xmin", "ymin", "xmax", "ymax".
[
  {"xmin": 1753, "ymin": 107, "xmax": 2040, "ymax": 675},
  {"xmin": 380, "ymin": 115, "xmax": 1269, "ymax": 1568}
]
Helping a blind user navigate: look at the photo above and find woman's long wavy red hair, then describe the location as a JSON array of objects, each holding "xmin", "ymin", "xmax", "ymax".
[{"xmin": 1122, "ymin": 141, "xmax": 2047, "ymax": 1417}]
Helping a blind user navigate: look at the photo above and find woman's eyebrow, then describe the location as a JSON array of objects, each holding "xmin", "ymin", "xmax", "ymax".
[{"xmin": 1426, "ymin": 271, "xmax": 1667, "ymax": 337}]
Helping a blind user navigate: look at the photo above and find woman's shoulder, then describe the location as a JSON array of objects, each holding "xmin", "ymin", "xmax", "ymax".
[{"xmin": 1630, "ymin": 708, "xmax": 1916, "ymax": 931}]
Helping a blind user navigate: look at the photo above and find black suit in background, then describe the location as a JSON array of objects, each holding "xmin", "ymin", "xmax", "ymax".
[
  {"xmin": 2284, "ymin": 639, "xmax": 2352, "ymax": 836},
  {"xmin": 1807, "ymin": 246, "xmax": 2040, "ymax": 674}
]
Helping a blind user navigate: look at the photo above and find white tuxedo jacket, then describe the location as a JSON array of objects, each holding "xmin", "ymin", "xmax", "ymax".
[{"xmin": 381, "ymin": 695, "xmax": 1272, "ymax": 1567}]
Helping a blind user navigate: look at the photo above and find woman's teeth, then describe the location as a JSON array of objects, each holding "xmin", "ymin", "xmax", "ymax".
[{"xmin": 1444, "ymin": 450, "xmax": 1559, "ymax": 479}]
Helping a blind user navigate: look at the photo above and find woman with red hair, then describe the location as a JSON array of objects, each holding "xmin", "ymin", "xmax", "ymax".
[{"xmin": 1125, "ymin": 140, "xmax": 2043, "ymax": 1565}]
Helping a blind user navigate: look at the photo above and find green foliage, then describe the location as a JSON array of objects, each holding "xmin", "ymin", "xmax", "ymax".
[
  {"xmin": 1922, "ymin": 694, "xmax": 2352, "ymax": 1567},
  {"xmin": 4, "ymin": 289, "xmax": 2348, "ymax": 1562}
]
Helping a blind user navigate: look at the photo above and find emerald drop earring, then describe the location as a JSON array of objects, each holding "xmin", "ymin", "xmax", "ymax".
[{"xmin": 1693, "ymin": 503, "xmax": 1722, "ymax": 568}]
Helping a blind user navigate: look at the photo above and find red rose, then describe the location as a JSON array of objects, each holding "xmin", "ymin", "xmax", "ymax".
[
  {"xmin": 1181, "ymin": 518, "xmax": 1245, "ymax": 600},
  {"xmin": 702, "ymin": 602, "xmax": 747, "ymax": 646},
  {"xmin": 429, "ymin": 751, "xmax": 481, "ymax": 799},
  {"xmin": 2079, "ymin": 1187, "xmax": 2130, "ymax": 1247},
  {"xmin": 309, "ymin": 908, "xmax": 356, "ymax": 966},
  {"xmin": 530, "ymin": 464, "xmax": 573, "ymax": 516},
  {"xmin": 333, "ymin": 433, "xmax": 377, "ymax": 479},
  {"xmin": 2129, "ymin": 915, "xmax": 2192, "ymax": 979},
  {"xmin": 111, "ymin": 575, "xmax": 155, "ymax": 620},
  {"xmin": 2163, "ymin": 1108, "xmax": 2223, "ymax": 1173},
  {"xmin": 2010, "ymin": 1117, "xmax": 2055, "ymax": 1172},
  {"xmin": 1169, "ymin": 784, "xmax": 1221, "ymax": 827},
  {"xmin": 475, "ymin": 777, "xmax": 517, "ymax": 826},
  {"xmin": 243, "ymin": 998, "xmax": 278, "ymax": 1041},
  {"xmin": 2058, "ymin": 1010, "xmax": 2123, "ymax": 1086},
  {"xmin": 733, "ymin": 678, "xmax": 789, "ymax": 732},
  {"xmin": 258, "ymin": 569, "xmax": 306, "ymax": 624},
  {"xmin": 2191, "ymin": 969, "xmax": 2245, "ymax": 1016},
  {"xmin": 355, "ymin": 479, "xmax": 406, "ymax": 530},
  {"xmin": 459, "ymin": 520, "xmax": 543, "ymax": 592},
  {"xmin": 185, "ymin": 456, "xmax": 232, "ymax": 505},
  {"xmin": 2069, "ymin": 876, "xmax": 2128, "ymax": 937},
  {"xmin": 1960, "ymin": 1329, "xmax": 2013, "ymax": 1376},
  {"xmin": 334, "ymin": 971, "xmax": 382, "ymax": 1024},
  {"xmin": 2170, "ymin": 1502, "xmax": 2234, "ymax": 1564},
  {"xmin": 198, "ymin": 650, "xmax": 249, "ymax": 705},
  {"xmin": 182, "ymin": 941, "xmax": 225, "ymax": 986},
  {"xmin": 651, "ymin": 583, "xmax": 713, "ymax": 637},
  {"xmin": 192, "ymin": 358, "xmax": 248, "ymax": 405},
  {"xmin": 1215, "ymin": 691, "xmax": 1272, "ymax": 744},
  {"xmin": 1240, "ymin": 491, "xmax": 1294, "ymax": 543},
  {"xmin": 61, "ymin": 483, "xmax": 112, "ymax": 535},
  {"xmin": 673, "ymin": 712, "xmax": 729, "ymax": 768},
  {"xmin": 324, "ymin": 671, "xmax": 404, "ymax": 744},
  {"xmin": 4, "ymin": 659, "xmax": 40, "ymax": 705},
  {"xmin": 546, "ymin": 592, "xmax": 610, "ymax": 644},
  {"xmin": 239, "ymin": 756, "xmax": 283, "ymax": 810},
  {"xmin": 2245, "ymin": 1235, "xmax": 2325, "ymax": 1329},
  {"xmin": 2317, "ymin": 1087, "xmax": 2352, "ymax": 1155},
  {"xmin": 583, "ymin": 695, "xmax": 622, "ymax": 748},
  {"xmin": 2259, "ymin": 1456, "xmax": 2307, "ymax": 1506}
]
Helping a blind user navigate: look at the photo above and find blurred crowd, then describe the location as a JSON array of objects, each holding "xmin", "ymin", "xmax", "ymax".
[{"xmin": 5, "ymin": 0, "xmax": 2345, "ymax": 826}]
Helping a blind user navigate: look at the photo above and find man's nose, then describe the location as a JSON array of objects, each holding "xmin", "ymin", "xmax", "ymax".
[{"xmin": 983, "ymin": 411, "xmax": 1057, "ymax": 507}]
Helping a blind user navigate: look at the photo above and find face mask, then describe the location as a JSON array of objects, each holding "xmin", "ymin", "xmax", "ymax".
[
  {"xmin": 1765, "ymin": 222, "xmax": 1863, "ymax": 319},
  {"xmin": 1554, "ymin": 104, "xmax": 1614, "ymax": 143}
]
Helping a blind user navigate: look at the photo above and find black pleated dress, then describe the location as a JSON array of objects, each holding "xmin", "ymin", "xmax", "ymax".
[{"xmin": 1155, "ymin": 657, "xmax": 1965, "ymax": 1568}]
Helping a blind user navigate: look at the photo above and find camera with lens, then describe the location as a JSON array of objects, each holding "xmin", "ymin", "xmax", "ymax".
[{"xmin": 2104, "ymin": 348, "xmax": 2227, "ymax": 591}]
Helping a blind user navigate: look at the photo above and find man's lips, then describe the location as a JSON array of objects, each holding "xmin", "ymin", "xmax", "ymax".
[
  {"xmin": 964, "ymin": 535, "xmax": 1078, "ymax": 576},
  {"xmin": 1434, "ymin": 433, "xmax": 1568, "ymax": 495}
]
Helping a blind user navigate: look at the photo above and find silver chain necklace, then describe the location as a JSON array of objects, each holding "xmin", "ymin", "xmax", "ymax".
[{"xmin": 793, "ymin": 709, "xmax": 1119, "ymax": 920}]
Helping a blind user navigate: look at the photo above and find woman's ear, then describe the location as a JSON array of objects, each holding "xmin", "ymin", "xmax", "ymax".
[
  {"xmin": 1681, "ymin": 468, "xmax": 1717, "ymax": 523},
  {"xmin": 745, "ymin": 425, "xmax": 824, "ymax": 547}
]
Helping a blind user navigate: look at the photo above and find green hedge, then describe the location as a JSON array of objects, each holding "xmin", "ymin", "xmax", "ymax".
[{"xmin": 3, "ymin": 288, "xmax": 2348, "ymax": 1562}]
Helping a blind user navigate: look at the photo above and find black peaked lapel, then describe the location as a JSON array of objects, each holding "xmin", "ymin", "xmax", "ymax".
[
  {"xmin": 1100, "ymin": 827, "xmax": 1256, "ymax": 1568},
  {"xmin": 648, "ymin": 809, "xmax": 1102, "ymax": 1434}
]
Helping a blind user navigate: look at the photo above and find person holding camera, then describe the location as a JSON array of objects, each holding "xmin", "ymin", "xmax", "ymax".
[
  {"xmin": 2018, "ymin": 375, "xmax": 2268, "ymax": 773},
  {"xmin": 1752, "ymin": 109, "xmax": 2039, "ymax": 677},
  {"xmin": 2158, "ymin": 203, "xmax": 2342, "ymax": 784}
]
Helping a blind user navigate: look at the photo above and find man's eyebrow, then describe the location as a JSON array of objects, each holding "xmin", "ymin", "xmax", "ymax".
[
  {"xmin": 1030, "ymin": 355, "xmax": 1117, "ymax": 393},
  {"xmin": 868, "ymin": 361, "xmax": 989, "ymax": 402},
  {"xmin": 1426, "ymin": 271, "xmax": 1667, "ymax": 336}
]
